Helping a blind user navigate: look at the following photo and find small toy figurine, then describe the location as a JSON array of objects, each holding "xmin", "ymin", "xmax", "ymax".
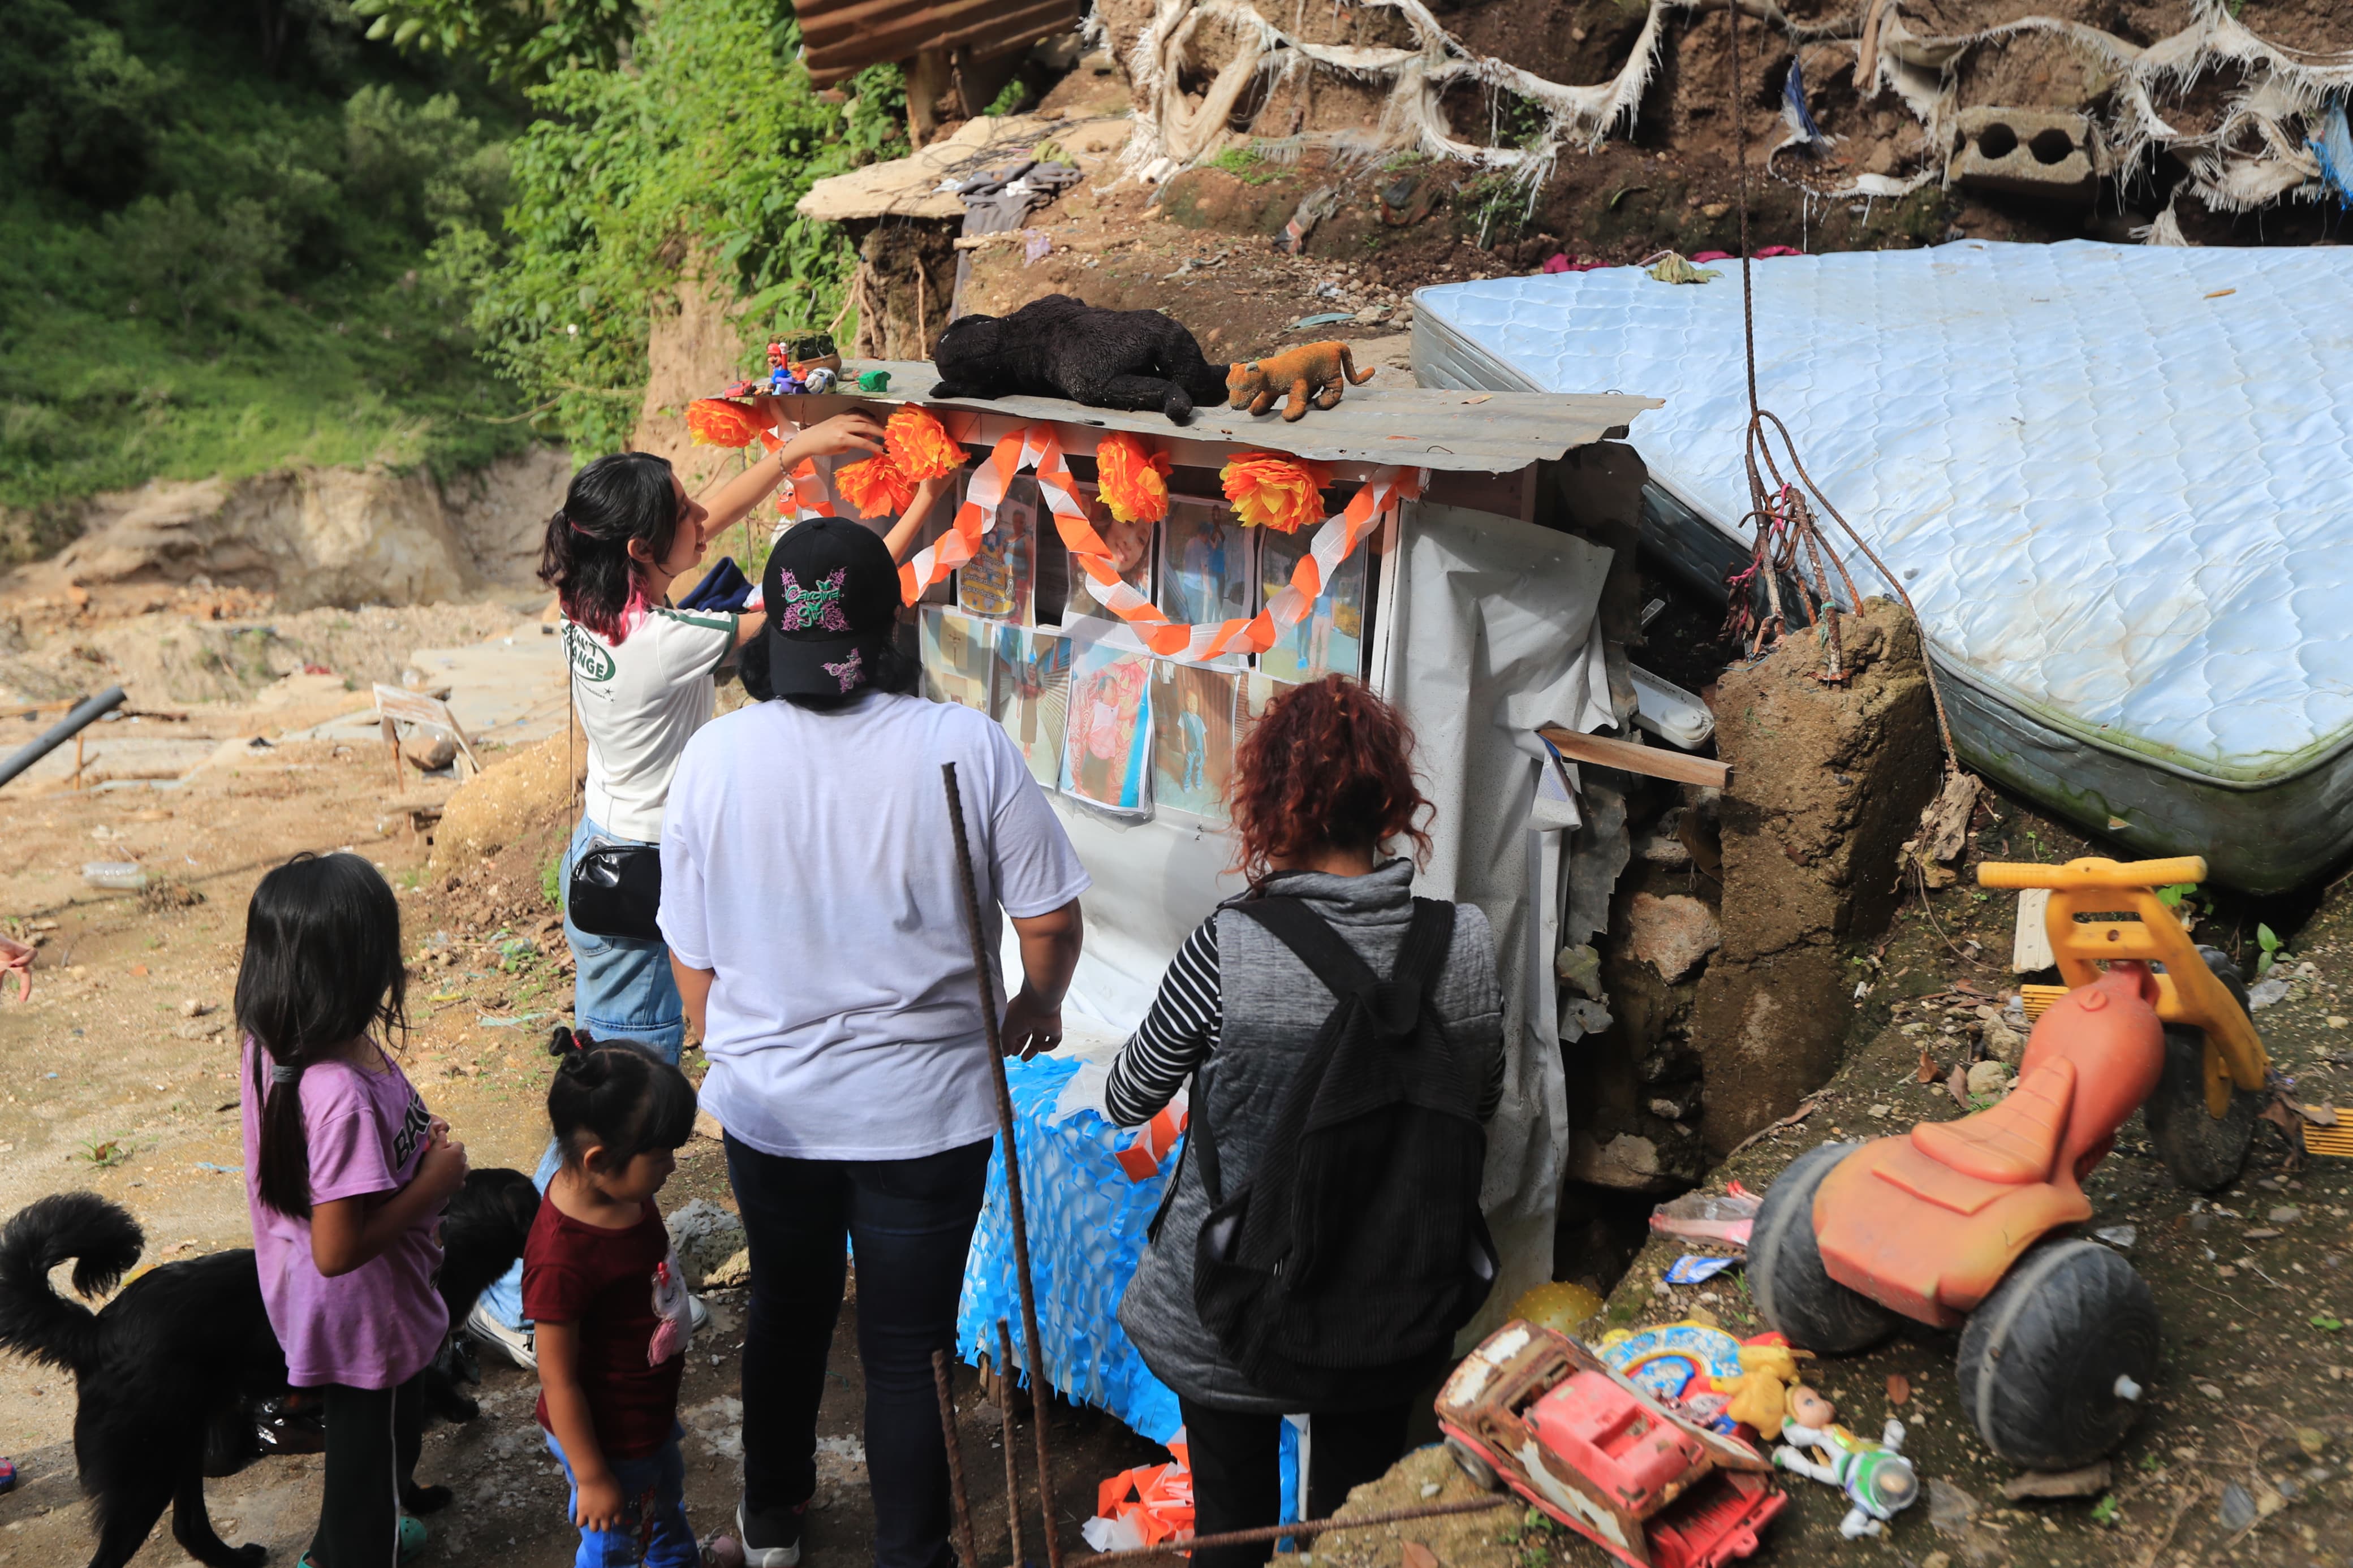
[
  {"xmin": 1772, "ymin": 1420, "xmax": 1918, "ymax": 1539},
  {"xmin": 1226, "ymin": 340, "xmax": 1376, "ymax": 422},
  {"xmin": 856, "ymin": 369, "xmax": 892, "ymax": 392},
  {"xmin": 803, "ymin": 365, "xmax": 837, "ymax": 394},
  {"xmin": 1787, "ymin": 1384, "xmax": 1836, "ymax": 1428},
  {"xmin": 1720, "ymin": 1341, "xmax": 1808, "ymax": 1439}
]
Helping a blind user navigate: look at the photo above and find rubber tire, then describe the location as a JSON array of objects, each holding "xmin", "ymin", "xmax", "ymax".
[
  {"xmin": 1956, "ymin": 1238, "xmax": 2159, "ymax": 1470},
  {"xmin": 1747, "ymin": 1142, "xmax": 1899, "ymax": 1354},
  {"xmin": 1445, "ymin": 1435, "xmax": 1501, "ymax": 1492},
  {"xmin": 2143, "ymin": 945, "xmax": 2260, "ymax": 1194}
]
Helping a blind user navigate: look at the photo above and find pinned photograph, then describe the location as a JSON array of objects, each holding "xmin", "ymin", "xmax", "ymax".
[
  {"xmin": 1256, "ymin": 528, "xmax": 1368, "ymax": 683},
  {"xmin": 1241, "ymin": 670, "xmax": 1296, "ymax": 735},
  {"xmin": 919, "ymin": 606, "xmax": 995, "ymax": 711},
  {"xmin": 959, "ymin": 476, "xmax": 1036, "ymax": 622},
  {"xmin": 1066, "ymin": 483, "xmax": 1156, "ymax": 621},
  {"xmin": 994, "ymin": 627, "xmax": 1073, "ymax": 788},
  {"xmin": 1150, "ymin": 661, "xmax": 1238, "ymax": 819},
  {"xmin": 1162, "ymin": 499, "xmax": 1253, "ymax": 630},
  {"xmin": 1062, "ymin": 636, "xmax": 1154, "ymax": 813}
]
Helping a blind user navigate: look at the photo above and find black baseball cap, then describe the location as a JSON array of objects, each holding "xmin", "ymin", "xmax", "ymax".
[{"xmin": 761, "ymin": 518, "xmax": 901, "ymax": 698}]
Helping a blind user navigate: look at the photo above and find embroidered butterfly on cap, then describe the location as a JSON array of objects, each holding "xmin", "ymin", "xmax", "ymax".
[{"xmin": 760, "ymin": 517, "xmax": 904, "ymax": 700}]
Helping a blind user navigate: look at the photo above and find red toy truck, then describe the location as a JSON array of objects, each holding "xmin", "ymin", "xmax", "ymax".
[{"xmin": 1435, "ymin": 1320, "xmax": 1785, "ymax": 1568}]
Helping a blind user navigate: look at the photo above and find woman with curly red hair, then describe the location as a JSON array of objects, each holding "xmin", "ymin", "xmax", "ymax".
[{"xmin": 1106, "ymin": 675, "xmax": 1503, "ymax": 1568}]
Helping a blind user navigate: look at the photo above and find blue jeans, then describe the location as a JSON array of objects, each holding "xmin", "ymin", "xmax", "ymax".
[
  {"xmin": 545, "ymin": 1424, "xmax": 697, "ymax": 1568},
  {"xmin": 480, "ymin": 815, "xmax": 687, "ymax": 1331},
  {"xmin": 564, "ymin": 815, "xmax": 687, "ymax": 1058}
]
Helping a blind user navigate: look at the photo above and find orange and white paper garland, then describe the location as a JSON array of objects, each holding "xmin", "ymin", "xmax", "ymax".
[
  {"xmin": 899, "ymin": 421, "xmax": 1420, "ymax": 662},
  {"xmin": 686, "ymin": 396, "xmax": 1421, "ymax": 662}
]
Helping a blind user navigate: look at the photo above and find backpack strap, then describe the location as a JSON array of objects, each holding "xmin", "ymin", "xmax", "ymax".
[{"xmin": 1230, "ymin": 896, "xmax": 1382, "ymax": 999}]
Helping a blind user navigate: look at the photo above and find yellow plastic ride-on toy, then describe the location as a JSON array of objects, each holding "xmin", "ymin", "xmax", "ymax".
[{"xmin": 1748, "ymin": 857, "xmax": 2270, "ymax": 1470}]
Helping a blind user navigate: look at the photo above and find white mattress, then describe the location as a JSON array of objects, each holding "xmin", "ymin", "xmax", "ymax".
[{"xmin": 1412, "ymin": 241, "xmax": 2353, "ymax": 888}]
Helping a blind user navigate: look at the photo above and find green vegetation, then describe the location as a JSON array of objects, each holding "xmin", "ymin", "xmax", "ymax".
[
  {"xmin": 1207, "ymin": 145, "xmax": 1281, "ymax": 185},
  {"xmin": 0, "ymin": 0, "xmax": 535, "ymax": 522},
  {"xmin": 462, "ymin": 0, "xmax": 907, "ymax": 454},
  {"xmin": 351, "ymin": 0, "xmax": 643, "ymax": 87},
  {"xmin": 3, "ymin": 0, "xmax": 911, "ymax": 527}
]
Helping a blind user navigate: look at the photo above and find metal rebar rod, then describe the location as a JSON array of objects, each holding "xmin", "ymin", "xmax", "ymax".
[
  {"xmin": 996, "ymin": 1319, "xmax": 1026, "ymax": 1568},
  {"xmin": 941, "ymin": 761, "xmax": 1064, "ymax": 1568},
  {"xmin": 0, "ymin": 686, "xmax": 124, "ymax": 790},
  {"xmin": 932, "ymin": 1350, "xmax": 981, "ymax": 1568},
  {"xmin": 1066, "ymin": 1496, "xmax": 1512, "ymax": 1567}
]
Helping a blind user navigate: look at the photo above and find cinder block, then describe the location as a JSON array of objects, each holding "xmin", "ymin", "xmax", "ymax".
[{"xmin": 1951, "ymin": 106, "xmax": 2098, "ymax": 201}]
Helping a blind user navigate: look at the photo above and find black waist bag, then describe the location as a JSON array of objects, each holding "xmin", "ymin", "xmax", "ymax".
[
  {"xmin": 1190, "ymin": 895, "xmax": 1497, "ymax": 1405},
  {"xmin": 566, "ymin": 841, "xmax": 663, "ymax": 942}
]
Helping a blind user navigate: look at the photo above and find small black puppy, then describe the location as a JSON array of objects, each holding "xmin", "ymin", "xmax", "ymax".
[
  {"xmin": 0, "ymin": 1169, "xmax": 538, "ymax": 1568},
  {"xmin": 930, "ymin": 294, "xmax": 1229, "ymax": 422}
]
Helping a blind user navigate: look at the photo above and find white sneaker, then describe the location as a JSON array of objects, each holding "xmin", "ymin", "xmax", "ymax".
[
  {"xmin": 463, "ymin": 1299, "xmax": 536, "ymax": 1371},
  {"xmin": 690, "ymin": 1291, "xmax": 712, "ymax": 1333},
  {"xmin": 737, "ymin": 1500, "xmax": 804, "ymax": 1568}
]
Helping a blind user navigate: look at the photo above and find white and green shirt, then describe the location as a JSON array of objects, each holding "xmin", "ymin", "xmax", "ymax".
[{"xmin": 564, "ymin": 607, "xmax": 738, "ymax": 843}]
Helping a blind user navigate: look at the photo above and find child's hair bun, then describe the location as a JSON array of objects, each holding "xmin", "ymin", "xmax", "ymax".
[{"xmin": 548, "ymin": 1025, "xmax": 606, "ymax": 1082}]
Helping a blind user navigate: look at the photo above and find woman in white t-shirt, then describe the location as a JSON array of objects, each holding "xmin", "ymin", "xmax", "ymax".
[{"xmin": 472, "ymin": 413, "xmax": 945, "ymax": 1362}]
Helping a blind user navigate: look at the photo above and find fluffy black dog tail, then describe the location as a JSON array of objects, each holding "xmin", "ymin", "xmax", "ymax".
[{"xmin": 0, "ymin": 1191, "xmax": 143, "ymax": 1374}]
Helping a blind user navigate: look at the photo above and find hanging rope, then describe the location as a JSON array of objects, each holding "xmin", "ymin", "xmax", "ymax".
[{"xmin": 1720, "ymin": 1, "xmax": 1960, "ymax": 770}]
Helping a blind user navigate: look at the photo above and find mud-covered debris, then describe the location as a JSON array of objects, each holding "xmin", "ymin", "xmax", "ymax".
[
  {"xmin": 2218, "ymin": 1481, "xmax": 2256, "ymax": 1532},
  {"xmin": 2001, "ymin": 1461, "xmax": 2110, "ymax": 1500}
]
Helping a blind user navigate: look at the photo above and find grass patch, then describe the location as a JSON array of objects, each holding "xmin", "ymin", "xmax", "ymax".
[{"xmin": 1206, "ymin": 145, "xmax": 1281, "ymax": 185}]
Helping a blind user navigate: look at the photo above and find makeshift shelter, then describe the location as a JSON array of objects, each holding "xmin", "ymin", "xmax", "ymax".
[
  {"xmin": 747, "ymin": 366, "xmax": 1662, "ymax": 1446},
  {"xmin": 1415, "ymin": 240, "xmax": 2353, "ymax": 893}
]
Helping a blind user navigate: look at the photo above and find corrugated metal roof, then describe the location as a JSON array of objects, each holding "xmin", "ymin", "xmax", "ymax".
[
  {"xmin": 795, "ymin": 361, "xmax": 1661, "ymax": 473},
  {"xmin": 798, "ymin": 0, "xmax": 1081, "ymax": 87}
]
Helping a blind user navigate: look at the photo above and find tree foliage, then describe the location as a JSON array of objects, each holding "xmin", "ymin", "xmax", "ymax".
[
  {"xmin": 0, "ymin": 0, "xmax": 530, "ymax": 515},
  {"xmin": 464, "ymin": 0, "xmax": 906, "ymax": 454},
  {"xmin": 350, "ymin": 0, "xmax": 640, "ymax": 88}
]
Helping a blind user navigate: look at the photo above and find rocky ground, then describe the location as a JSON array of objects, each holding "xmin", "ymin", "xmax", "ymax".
[{"xmin": 0, "ymin": 673, "xmax": 1162, "ymax": 1566}]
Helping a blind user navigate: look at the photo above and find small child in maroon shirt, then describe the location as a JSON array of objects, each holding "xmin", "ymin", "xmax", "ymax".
[{"xmin": 524, "ymin": 1029, "xmax": 704, "ymax": 1568}]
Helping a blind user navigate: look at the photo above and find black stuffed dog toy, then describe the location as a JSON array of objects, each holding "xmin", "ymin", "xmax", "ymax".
[{"xmin": 930, "ymin": 295, "xmax": 1228, "ymax": 423}]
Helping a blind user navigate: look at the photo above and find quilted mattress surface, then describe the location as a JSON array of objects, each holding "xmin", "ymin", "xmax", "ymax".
[{"xmin": 1411, "ymin": 240, "xmax": 2353, "ymax": 787}]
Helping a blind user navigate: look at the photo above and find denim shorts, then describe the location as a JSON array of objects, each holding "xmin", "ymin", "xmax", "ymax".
[{"xmin": 564, "ymin": 815, "xmax": 685, "ymax": 1063}]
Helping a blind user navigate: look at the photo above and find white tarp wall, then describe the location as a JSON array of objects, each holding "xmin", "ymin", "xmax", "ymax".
[{"xmin": 1045, "ymin": 498, "xmax": 1614, "ymax": 1335}]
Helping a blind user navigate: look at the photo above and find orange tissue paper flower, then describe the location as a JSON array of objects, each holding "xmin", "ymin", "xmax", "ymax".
[
  {"xmin": 1097, "ymin": 433, "xmax": 1173, "ymax": 525},
  {"xmin": 686, "ymin": 398, "xmax": 767, "ymax": 449},
  {"xmin": 885, "ymin": 404, "xmax": 964, "ymax": 482},
  {"xmin": 1219, "ymin": 452, "xmax": 1333, "ymax": 534},
  {"xmin": 835, "ymin": 454, "xmax": 917, "ymax": 517}
]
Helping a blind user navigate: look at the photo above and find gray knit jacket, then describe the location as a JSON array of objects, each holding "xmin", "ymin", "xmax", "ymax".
[{"xmin": 1107, "ymin": 861, "xmax": 1504, "ymax": 1412}]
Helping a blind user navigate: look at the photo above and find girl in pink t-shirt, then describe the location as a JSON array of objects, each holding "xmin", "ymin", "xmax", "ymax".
[{"xmin": 239, "ymin": 853, "xmax": 469, "ymax": 1567}]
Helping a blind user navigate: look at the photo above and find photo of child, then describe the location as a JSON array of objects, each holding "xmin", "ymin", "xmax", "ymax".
[
  {"xmin": 1255, "ymin": 527, "xmax": 1368, "ymax": 683},
  {"xmin": 1066, "ymin": 483, "xmax": 1156, "ymax": 621},
  {"xmin": 959, "ymin": 477, "xmax": 1036, "ymax": 622},
  {"xmin": 919, "ymin": 606, "xmax": 996, "ymax": 711},
  {"xmin": 1149, "ymin": 661, "xmax": 1238, "ymax": 819},
  {"xmin": 1163, "ymin": 500, "xmax": 1253, "ymax": 630},
  {"xmin": 1061, "ymin": 637, "xmax": 1154, "ymax": 813},
  {"xmin": 994, "ymin": 627, "xmax": 1074, "ymax": 788}
]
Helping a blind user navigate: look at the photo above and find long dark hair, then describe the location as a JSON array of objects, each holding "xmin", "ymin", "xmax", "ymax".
[
  {"xmin": 238, "ymin": 853, "xmax": 408, "ymax": 1219},
  {"xmin": 544, "ymin": 1027, "xmax": 699, "ymax": 1172},
  {"xmin": 538, "ymin": 452, "xmax": 681, "ymax": 640}
]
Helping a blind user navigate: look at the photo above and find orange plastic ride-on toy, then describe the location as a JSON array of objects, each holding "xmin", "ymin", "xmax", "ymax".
[{"xmin": 1749, "ymin": 857, "xmax": 2270, "ymax": 1471}]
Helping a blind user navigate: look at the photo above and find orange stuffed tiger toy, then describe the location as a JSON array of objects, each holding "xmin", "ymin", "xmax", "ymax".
[{"xmin": 1224, "ymin": 341, "xmax": 1376, "ymax": 422}]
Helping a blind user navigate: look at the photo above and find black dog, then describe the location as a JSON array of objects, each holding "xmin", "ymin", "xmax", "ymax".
[
  {"xmin": 0, "ymin": 1169, "xmax": 538, "ymax": 1568},
  {"xmin": 930, "ymin": 294, "xmax": 1229, "ymax": 422}
]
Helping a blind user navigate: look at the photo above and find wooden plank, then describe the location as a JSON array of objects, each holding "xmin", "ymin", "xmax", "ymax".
[{"xmin": 1537, "ymin": 725, "xmax": 1728, "ymax": 789}]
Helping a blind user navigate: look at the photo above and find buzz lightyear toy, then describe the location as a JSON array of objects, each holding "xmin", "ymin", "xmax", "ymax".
[{"xmin": 1772, "ymin": 1419, "xmax": 1919, "ymax": 1539}]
